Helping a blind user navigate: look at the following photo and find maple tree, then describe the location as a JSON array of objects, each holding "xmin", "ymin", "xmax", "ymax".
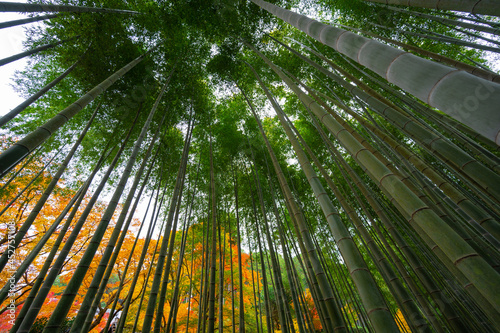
[{"xmin": 0, "ymin": 139, "xmax": 148, "ymax": 332}]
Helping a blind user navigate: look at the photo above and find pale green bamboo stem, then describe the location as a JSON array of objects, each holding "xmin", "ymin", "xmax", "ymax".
[
  {"xmin": 0, "ymin": 36, "xmax": 78, "ymax": 67},
  {"xmin": 251, "ymin": 64, "xmax": 400, "ymax": 332},
  {"xmin": 385, "ymin": 5, "xmax": 500, "ymax": 36},
  {"xmin": 336, "ymin": 24, "xmax": 500, "ymax": 83},
  {"xmin": 321, "ymin": 122, "xmax": 483, "ymax": 330},
  {"xmin": 250, "ymin": 0, "xmax": 500, "ymax": 144},
  {"xmin": 0, "ymin": 1, "xmax": 139, "ymax": 14},
  {"xmin": 237, "ymin": 80, "xmax": 347, "ymax": 333},
  {"xmin": 0, "ymin": 50, "xmax": 150, "ymax": 177},
  {"xmin": 0, "ymin": 14, "xmax": 57, "ymax": 29},
  {"xmin": 42, "ymin": 91, "xmax": 160, "ymax": 332},
  {"xmin": 76, "ymin": 119, "xmax": 164, "ymax": 332},
  {"xmin": 141, "ymin": 119, "xmax": 191, "ymax": 333},
  {"xmin": 0, "ymin": 105, "xmax": 98, "ymax": 273},
  {"xmin": 312, "ymin": 88, "xmax": 500, "ymax": 243},
  {"xmin": 16, "ymin": 111, "xmax": 139, "ymax": 333},
  {"xmin": 0, "ymin": 57, "xmax": 81, "ymax": 127},
  {"xmin": 361, "ymin": 0, "xmax": 500, "ymax": 16},
  {"xmin": 288, "ymin": 110, "xmax": 435, "ymax": 332},
  {"xmin": 273, "ymin": 38, "xmax": 500, "ymax": 202},
  {"xmin": 249, "ymin": 42, "xmax": 500, "ymax": 313}
]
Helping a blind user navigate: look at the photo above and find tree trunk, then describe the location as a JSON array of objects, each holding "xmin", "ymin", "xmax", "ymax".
[
  {"xmin": 207, "ymin": 123, "xmax": 217, "ymax": 333},
  {"xmin": 250, "ymin": 0, "xmax": 500, "ymax": 145},
  {"xmin": 236, "ymin": 78, "xmax": 348, "ymax": 333},
  {"xmin": 248, "ymin": 41, "xmax": 500, "ymax": 313},
  {"xmin": 361, "ymin": 0, "xmax": 500, "ymax": 17},
  {"xmin": 0, "ymin": 104, "xmax": 98, "ymax": 273},
  {"xmin": 16, "ymin": 109, "xmax": 140, "ymax": 333},
  {"xmin": 0, "ymin": 14, "xmax": 57, "ymax": 29},
  {"xmin": 0, "ymin": 1, "xmax": 139, "ymax": 15},
  {"xmin": 0, "ymin": 56, "xmax": 81, "ymax": 127},
  {"xmin": 0, "ymin": 36, "xmax": 78, "ymax": 67},
  {"xmin": 0, "ymin": 49, "xmax": 150, "ymax": 177}
]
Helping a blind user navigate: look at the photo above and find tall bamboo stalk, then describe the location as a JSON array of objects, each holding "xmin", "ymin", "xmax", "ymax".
[
  {"xmin": 247, "ymin": 42, "xmax": 500, "ymax": 313},
  {"xmin": 141, "ymin": 116, "xmax": 192, "ymax": 333},
  {"xmin": 0, "ymin": 1, "xmax": 139, "ymax": 14},
  {"xmin": 250, "ymin": 0, "xmax": 500, "ymax": 144},
  {"xmin": 0, "ymin": 13, "xmax": 57, "ymax": 29},
  {"xmin": 0, "ymin": 36, "xmax": 78, "ymax": 67},
  {"xmin": 236, "ymin": 78, "xmax": 347, "ymax": 333},
  {"xmin": 0, "ymin": 49, "xmax": 151, "ymax": 177},
  {"xmin": 0, "ymin": 56, "xmax": 82, "ymax": 127},
  {"xmin": 252, "ymin": 66, "xmax": 401, "ymax": 332},
  {"xmin": 361, "ymin": 0, "xmax": 500, "ymax": 17},
  {"xmin": 207, "ymin": 121, "xmax": 218, "ymax": 333},
  {"xmin": 16, "ymin": 108, "xmax": 140, "ymax": 333},
  {"xmin": 0, "ymin": 104, "xmax": 99, "ymax": 273},
  {"xmin": 41, "ymin": 84, "xmax": 163, "ymax": 331},
  {"xmin": 76, "ymin": 116, "xmax": 166, "ymax": 333}
]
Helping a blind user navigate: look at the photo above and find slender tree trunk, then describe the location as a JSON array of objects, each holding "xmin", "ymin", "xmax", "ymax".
[
  {"xmin": 42, "ymin": 73, "xmax": 166, "ymax": 332},
  {"xmin": 0, "ymin": 104, "xmax": 99, "ymax": 273},
  {"xmin": 0, "ymin": 14, "xmax": 57, "ymax": 29},
  {"xmin": 153, "ymin": 118, "xmax": 193, "ymax": 333},
  {"xmin": 236, "ymin": 78, "xmax": 347, "ymax": 333},
  {"xmin": 249, "ymin": 142, "xmax": 296, "ymax": 333},
  {"xmin": 0, "ymin": 49, "xmax": 151, "ymax": 177},
  {"xmin": 361, "ymin": 0, "xmax": 500, "ymax": 17},
  {"xmin": 270, "ymin": 37, "xmax": 500, "ymax": 203},
  {"xmin": 207, "ymin": 121, "xmax": 218, "ymax": 333},
  {"xmin": 0, "ymin": 149, "xmax": 60, "ymax": 218},
  {"xmin": 6, "ymin": 187, "xmax": 83, "ymax": 332},
  {"xmin": 113, "ymin": 173, "xmax": 164, "ymax": 333},
  {"xmin": 141, "ymin": 116, "xmax": 192, "ymax": 333},
  {"xmin": 0, "ymin": 56, "xmax": 82, "ymax": 127},
  {"xmin": 0, "ymin": 36, "xmax": 79, "ymax": 67},
  {"xmin": 218, "ymin": 220, "xmax": 225, "ymax": 333},
  {"xmin": 185, "ymin": 225, "xmax": 196, "ymax": 333},
  {"xmin": 232, "ymin": 166, "xmax": 246, "ymax": 333},
  {"xmin": 70, "ymin": 92, "xmax": 169, "ymax": 333},
  {"xmin": 77, "ymin": 118, "xmax": 165, "ymax": 333},
  {"xmin": 101, "ymin": 180, "xmax": 154, "ymax": 333},
  {"xmin": 385, "ymin": 4, "xmax": 500, "ymax": 36},
  {"xmin": 252, "ymin": 67, "xmax": 400, "ymax": 332},
  {"xmin": 247, "ymin": 173, "xmax": 276, "ymax": 333},
  {"xmin": 289, "ymin": 110, "xmax": 441, "ymax": 330},
  {"xmin": 0, "ymin": 146, "xmax": 41, "ymax": 192},
  {"xmin": 336, "ymin": 24, "xmax": 500, "ymax": 83},
  {"xmin": 128, "ymin": 178, "xmax": 170, "ymax": 333},
  {"xmin": 166, "ymin": 157, "xmax": 200, "ymax": 333},
  {"xmin": 248, "ymin": 42, "xmax": 500, "ymax": 313},
  {"xmin": 16, "ymin": 109, "xmax": 140, "ymax": 333},
  {"xmin": 0, "ymin": 1, "xmax": 139, "ymax": 14},
  {"xmin": 369, "ymin": 21, "xmax": 500, "ymax": 54},
  {"xmin": 311, "ymin": 109, "xmax": 500, "ymax": 328}
]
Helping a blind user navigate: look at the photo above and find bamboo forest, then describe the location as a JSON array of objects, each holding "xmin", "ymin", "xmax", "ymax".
[{"xmin": 0, "ymin": 0, "xmax": 499, "ymax": 332}]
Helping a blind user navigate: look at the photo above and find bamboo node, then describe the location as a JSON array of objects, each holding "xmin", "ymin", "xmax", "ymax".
[
  {"xmin": 366, "ymin": 307, "xmax": 390, "ymax": 315},
  {"xmin": 454, "ymin": 253, "xmax": 479, "ymax": 266}
]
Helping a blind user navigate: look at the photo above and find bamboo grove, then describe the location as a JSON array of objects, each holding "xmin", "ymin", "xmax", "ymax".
[{"xmin": 0, "ymin": 0, "xmax": 499, "ymax": 332}]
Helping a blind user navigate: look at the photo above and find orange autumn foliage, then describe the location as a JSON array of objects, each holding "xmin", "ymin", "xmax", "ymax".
[{"xmin": 0, "ymin": 137, "xmax": 146, "ymax": 332}]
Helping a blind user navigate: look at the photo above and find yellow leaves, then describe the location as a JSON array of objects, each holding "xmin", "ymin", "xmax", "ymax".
[{"xmin": 395, "ymin": 309, "xmax": 411, "ymax": 332}]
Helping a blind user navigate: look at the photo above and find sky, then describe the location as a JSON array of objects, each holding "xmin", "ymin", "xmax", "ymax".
[{"xmin": 0, "ymin": 3, "xmax": 32, "ymax": 117}]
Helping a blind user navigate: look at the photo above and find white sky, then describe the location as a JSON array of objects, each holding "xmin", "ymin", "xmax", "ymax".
[{"xmin": 0, "ymin": 3, "xmax": 31, "ymax": 117}]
